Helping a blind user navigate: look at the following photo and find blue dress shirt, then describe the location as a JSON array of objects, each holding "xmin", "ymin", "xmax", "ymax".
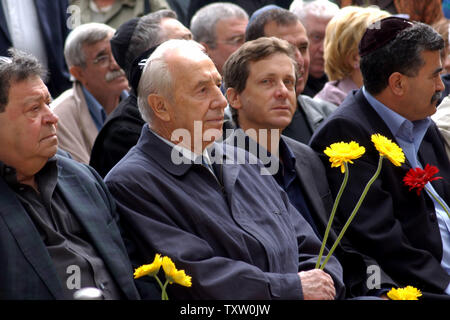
[
  {"xmin": 82, "ymin": 86, "xmax": 129, "ymax": 131},
  {"xmin": 274, "ymin": 138, "xmax": 321, "ymax": 238}
]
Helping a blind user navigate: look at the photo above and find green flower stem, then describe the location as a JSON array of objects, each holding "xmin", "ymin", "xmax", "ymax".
[
  {"xmin": 315, "ymin": 162, "xmax": 349, "ymax": 269},
  {"xmin": 425, "ymin": 186, "xmax": 450, "ymax": 220},
  {"xmin": 320, "ymin": 155, "xmax": 384, "ymax": 270},
  {"xmin": 153, "ymin": 274, "xmax": 165, "ymax": 298},
  {"xmin": 162, "ymin": 279, "xmax": 170, "ymax": 300}
]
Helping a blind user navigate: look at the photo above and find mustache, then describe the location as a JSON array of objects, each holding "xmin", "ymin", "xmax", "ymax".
[
  {"xmin": 105, "ymin": 69, "xmax": 125, "ymax": 82},
  {"xmin": 431, "ymin": 91, "xmax": 442, "ymax": 104}
]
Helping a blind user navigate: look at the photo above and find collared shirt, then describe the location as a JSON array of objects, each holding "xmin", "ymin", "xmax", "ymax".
[
  {"xmin": 151, "ymin": 126, "xmax": 215, "ymax": 176},
  {"xmin": 229, "ymin": 128, "xmax": 321, "ymax": 238},
  {"xmin": 275, "ymin": 138, "xmax": 321, "ymax": 238},
  {"xmin": 0, "ymin": 158, "xmax": 122, "ymax": 299},
  {"xmin": 1, "ymin": 0, "xmax": 48, "ymax": 71},
  {"xmin": 82, "ymin": 85, "xmax": 129, "ymax": 131},
  {"xmin": 363, "ymin": 87, "xmax": 450, "ymax": 294}
]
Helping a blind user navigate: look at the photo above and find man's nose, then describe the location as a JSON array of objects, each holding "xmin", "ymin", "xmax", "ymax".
[
  {"xmin": 295, "ymin": 48, "xmax": 304, "ymax": 69},
  {"xmin": 212, "ymin": 85, "xmax": 227, "ymax": 110},
  {"xmin": 109, "ymin": 52, "xmax": 121, "ymax": 70},
  {"xmin": 275, "ymin": 81, "xmax": 290, "ymax": 98},
  {"xmin": 436, "ymin": 73, "xmax": 445, "ymax": 93},
  {"xmin": 43, "ymin": 105, "xmax": 59, "ymax": 124}
]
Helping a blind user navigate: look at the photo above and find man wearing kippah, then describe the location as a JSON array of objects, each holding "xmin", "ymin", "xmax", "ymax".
[{"xmin": 310, "ymin": 17, "xmax": 450, "ymax": 299}]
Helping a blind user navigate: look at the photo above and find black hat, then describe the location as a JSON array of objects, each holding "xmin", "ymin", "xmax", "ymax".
[
  {"xmin": 127, "ymin": 46, "xmax": 157, "ymax": 94},
  {"xmin": 110, "ymin": 17, "xmax": 140, "ymax": 73},
  {"xmin": 359, "ymin": 16, "xmax": 414, "ymax": 57}
]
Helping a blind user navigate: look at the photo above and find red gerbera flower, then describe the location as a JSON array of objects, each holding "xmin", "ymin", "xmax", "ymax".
[{"xmin": 403, "ymin": 164, "xmax": 443, "ymax": 196}]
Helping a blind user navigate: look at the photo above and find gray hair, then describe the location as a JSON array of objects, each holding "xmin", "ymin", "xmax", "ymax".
[
  {"xmin": 0, "ymin": 49, "xmax": 46, "ymax": 112},
  {"xmin": 290, "ymin": 0, "xmax": 339, "ymax": 22},
  {"xmin": 64, "ymin": 22, "xmax": 115, "ymax": 68},
  {"xmin": 190, "ymin": 2, "xmax": 248, "ymax": 48},
  {"xmin": 125, "ymin": 9, "xmax": 178, "ymax": 72},
  {"xmin": 137, "ymin": 39, "xmax": 208, "ymax": 125}
]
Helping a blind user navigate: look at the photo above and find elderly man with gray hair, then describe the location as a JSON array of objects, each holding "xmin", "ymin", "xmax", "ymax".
[
  {"xmin": 89, "ymin": 10, "xmax": 192, "ymax": 177},
  {"xmin": 50, "ymin": 22, "xmax": 129, "ymax": 164},
  {"xmin": 0, "ymin": 49, "xmax": 150, "ymax": 299},
  {"xmin": 105, "ymin": 38, "xmax": 345, "ymax": 300},
  {"xmin": 290, "ymin": 0, "xmax": 339, "ymax": 97},
  {"xmin": 190, "ymin": 2, "xmax": 248, "ymax": 75}
]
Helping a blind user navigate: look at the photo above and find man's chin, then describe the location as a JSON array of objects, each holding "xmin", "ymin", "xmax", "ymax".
[{"xmin": 44, "ymin": 146, "xmax": 58, "ymax": 159}]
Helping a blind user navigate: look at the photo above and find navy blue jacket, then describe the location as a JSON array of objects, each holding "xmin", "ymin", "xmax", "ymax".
[
  {"xmin": 310, "ymin": 89, "xmax": 450, "ymax": 294},
  {"xmin": 105, "ymin": 125, "xmax": 345, "ymax": 300}
]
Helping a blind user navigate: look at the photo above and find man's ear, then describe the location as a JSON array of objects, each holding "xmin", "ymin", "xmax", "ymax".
[
  {"xmin": 69, "ymin": 66, "xmax": 85, "ymax": 83},
  {"xmin": 199, "ymin": 41, "xmax": 211, "ymax": 54},
  {"xmin": 388, "ymin": 72, "xmax": 406, "ymax": 96},
  {"xmin": 226, "ymin": 87, "xmax": 242, "ymax": 110},
  {"xmin": 147, "ymin": 93, "xmax": 171, "ymax": 121}
]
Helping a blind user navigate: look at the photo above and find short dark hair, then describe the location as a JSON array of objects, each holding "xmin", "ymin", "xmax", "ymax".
[
  {"xmin": 223, "ymin": 37, "xmax": 298, "ymax": 124},
  {"xmin": 360, "ymin": 21, "xmax": 444, "ymax": 95},
  {"xmin": 245, "ymin": 8, "xmax": 299, "ymax": 42},
  {"xmin": 125, "ymin": 9, "xmax": 177, "ymax": 72},
  {"xmin": 0, "ymin": 49, "xmax": 46, "ymax": 112}
]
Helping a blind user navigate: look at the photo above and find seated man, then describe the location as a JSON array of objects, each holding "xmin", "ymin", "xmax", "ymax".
[
  {"xmin": 223, "ymin": 36, "xmax": 395, "ymax": 297},
  {"xmin": 245, "ymin": 6, "xmax": 337, "ymax": 144},
  {"xmin": 190, "ymin": 2, "xmax": 248, "ymax": 76},
  {"xmin": 90, "ymin": 10, "xmax": 192, "ymax": 177},
  {"xmin": 51, "ymin": 22, "xmax": 129, "ymax": 164},
  {"xmin": 105, "ymin": 39, "xmax": 345, "ymax": 300},
  {"xmin": 310, "ymin": 17, "xmax": 450, "ymax": 297},
  {"xmin": 290, "ymin": 0, "xmax": 339, "ymax": 97},
  {"xmin": 0, "ymin": 50, "xmax": 153, "ymax": 299}
]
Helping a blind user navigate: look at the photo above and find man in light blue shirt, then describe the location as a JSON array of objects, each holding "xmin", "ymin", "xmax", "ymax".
[
  {"xmin": 363, "ymin": 87, "xmax": 450, "ymax": 296},
  {"xmin": 51, "ymin": 23, "xmax": 129, "ymax": 164},
  {"xmin": 310, "ymin": 17, "xmax": 450, "ymax": 298}
]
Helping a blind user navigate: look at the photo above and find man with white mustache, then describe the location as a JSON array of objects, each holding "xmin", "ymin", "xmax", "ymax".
[{"xmin": 51, "ymin": 23, "xmax": 129, "ymax": 164}]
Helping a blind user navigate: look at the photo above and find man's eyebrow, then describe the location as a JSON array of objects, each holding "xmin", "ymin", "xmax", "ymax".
[
  {"xmin": 193, "ymin": 80, "xmax": 212, "ymax": 89},
  {"xmin": 432, "ymin": 66, "xmax": 443, "ymax": 75},
  {"xmin": 94, "ymin": 49, "xmax": 108, "ymax": 59},
  {"xmin": 194, "ymin": 76, "xmax": 222, "ymax": 88},
  {"xmin": 23, "ymin": 92, "xmax": 51, "ymax": 104}
]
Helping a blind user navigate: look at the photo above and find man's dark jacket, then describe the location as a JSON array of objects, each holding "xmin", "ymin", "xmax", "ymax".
[
  {"xmin": 310, "ymin": 89, "xmax": 450, "ymax": 295},
  {"xmin": 90, "ymin": 92, "xmax": 144, "ymax": 177},
  {"xmin": 0, "ymin": 155, "xmax": 142, "ymax": 299},
  {"xmin": 0, "ymin": 0, "xmax": 72, "ymax": 98}
]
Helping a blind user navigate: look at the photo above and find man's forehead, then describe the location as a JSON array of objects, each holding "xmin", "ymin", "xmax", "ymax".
[
  {"xmin": 11, "ymin": 77, "xmax": 49, "ymax": 102},
  {"xmin": 264, "ymin": 20, "xmax": 304, "ymax": 35},
  {"xmin": 161, "ymin": 18, "xmax": 192, "ymax": 39},
  {"xmin": 82, "ymin": 34, "xmax": 113, "ymax": 55},
  {"xmin": 249, "ymin": 54, "xmax": 295, "ymax": 75}
]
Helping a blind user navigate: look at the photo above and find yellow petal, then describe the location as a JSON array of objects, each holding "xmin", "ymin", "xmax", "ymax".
[
  {"xmin": 161, "ymin": 256, "xmax": 192, "ymax": 287},
  {"xmin": 133, "ymin": 253, "xmax": 162, "ymax": 279},
  {"xmin": 371, "ymin": 134, "xmax": 405, "ymax": 167},
  {"xmin": 387, "ymin": 286, "xmax": 422, "ymax": 300},
  {"xmin": 324, "ymin": 141, "xmax": 365, "ymax": 173}
]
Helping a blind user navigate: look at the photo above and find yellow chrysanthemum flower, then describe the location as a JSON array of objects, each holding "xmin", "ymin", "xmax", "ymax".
[
  {"xmin": 371, "ymin": 134, "xmax": 405, "ymax": 167},
  {"xmin": 324, "ymin": 141, "xmax": 366, "ymax": 173},
  {"xmin": 133, "ymin": 253, "xmax": 162, "ymax": 279},
  {"xmin": 162, "ymin": 256, "xmax": 192, "ymax": 287},
  {"xmin": 387, "ymin": 286, "xmax": 422, "ymax": 300}
]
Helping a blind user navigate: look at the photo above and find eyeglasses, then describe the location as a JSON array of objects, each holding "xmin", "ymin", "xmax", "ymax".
[
  {"xmin": 217, "ymin": 35, "xmax": 245, "ymax": 46},
  {"xmin": 91, "ymin": 52, "xmax": 114, "ymax": 67}
]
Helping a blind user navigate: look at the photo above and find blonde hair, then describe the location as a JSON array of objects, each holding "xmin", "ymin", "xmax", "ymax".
[{"xmin": 324, "ymin": 6, "xmax": 390, "ymax": 81}]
